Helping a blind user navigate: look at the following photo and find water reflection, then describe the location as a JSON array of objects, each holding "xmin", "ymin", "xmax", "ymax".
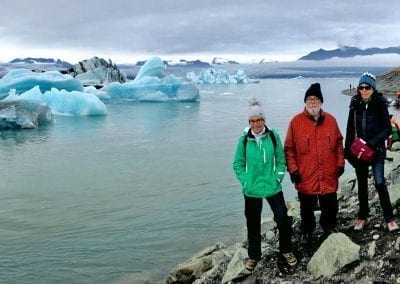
[{"xmin": 0, "ymin": 126, "xmax": 52, "ymax": 147}]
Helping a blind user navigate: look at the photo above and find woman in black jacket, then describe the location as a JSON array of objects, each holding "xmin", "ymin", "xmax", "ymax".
[{"xmin": 344, "ymin": 72, "xmax": 398, "ymax": 232}]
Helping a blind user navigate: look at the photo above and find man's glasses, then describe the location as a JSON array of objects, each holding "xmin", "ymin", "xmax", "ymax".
[
  {"xmin": 358, "ymin": 85, "xmax": 372, "ymax": 91},
  {"xmin": 306, "ymin": 97, "xmax": 320, "ymax": 102},
  {"xmin": 249, "ymin": 118, "xmax": 263, "ymax": 123}
]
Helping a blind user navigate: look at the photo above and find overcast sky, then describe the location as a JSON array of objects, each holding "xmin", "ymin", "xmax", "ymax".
[{"xmin": 1, "ymin": 0, "xmax": 399, "ymax": 64}]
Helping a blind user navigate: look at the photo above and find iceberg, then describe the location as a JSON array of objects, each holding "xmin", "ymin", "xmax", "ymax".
[
  {"xmin": 5, "ymin": 87, "xmax": 108, "ymax": 116},
  {"xmin": 186, "ymin": 68, "xmax": 259, "ymax": 84},
  {"xmin": 0, "ymin": 99, "xmax": 53, "ymax": 129},
  {"xmin": 102, "ymin": 57, "xmax": 200, "ymax": 102},
  {"xmin": 0, "ymin": 69, "xmax": 83, "ymax": 99}
]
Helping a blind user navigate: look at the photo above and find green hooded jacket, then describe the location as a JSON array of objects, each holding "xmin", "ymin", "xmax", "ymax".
[{"xmin": 233, "ymin": 127, "xmax": 286, "ymax": 198}]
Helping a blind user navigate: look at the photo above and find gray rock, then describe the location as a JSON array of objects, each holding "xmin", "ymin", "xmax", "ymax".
[
  {"xmin": 367, "ymin": 241, "xmax": 376, "ymax": 258},
  {"xmin": 307, "ymin": 233, "xmax": 360, "ymax": 278},
  {"xmin": 221, "ymin": 247, "xmax": 250, "ymax": 283},
  {"xmin": 166, "ymin": 242, "xmax": 226, "ymax": 284}
]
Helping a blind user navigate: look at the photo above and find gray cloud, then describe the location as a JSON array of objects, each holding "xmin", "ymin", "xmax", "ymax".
[{"xmin": 0, "ymin": 0, "xmax": 399, "ymax": 63}]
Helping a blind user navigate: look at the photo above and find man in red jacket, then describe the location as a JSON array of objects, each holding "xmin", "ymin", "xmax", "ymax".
[{"xmin": 284, "ymin": 83, "xmax": 345, "ymax": 245}]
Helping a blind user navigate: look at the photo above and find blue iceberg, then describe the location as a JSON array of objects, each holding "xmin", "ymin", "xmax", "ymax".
[
  {"xmin": 102, "ymin": 57, "xmax": 200, "ymax": 102},
  {"xmin": 0, "ymin": 69, "xmax": 83, "ymax": 99},
  {"xmin": 5, "ymin": 87, "xmax": 108, "ymax": 116}
]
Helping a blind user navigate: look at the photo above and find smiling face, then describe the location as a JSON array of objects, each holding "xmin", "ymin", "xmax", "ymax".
[{"xmin": 249, "ymin": 116, "xmax": 264, "ymax": 134}]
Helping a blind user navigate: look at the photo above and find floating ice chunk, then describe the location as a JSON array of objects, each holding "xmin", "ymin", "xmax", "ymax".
[
  {"xmin": 0, "ymin": 69, "xmax": 83, "ymax": 99},
  {"xmin": 0, "ymin": 99, "xmax": 53, "ymax": 129},
  {"xmin": 102, "ymin": 57, "xmax": 199, "ymax": 102},
  {"xmin": 186, "ymin": 68, "xmax": 259, "ymax": 84},
  {"xmin": 4, "ymin": 86, "xmax": 108, "ymax": 116}
]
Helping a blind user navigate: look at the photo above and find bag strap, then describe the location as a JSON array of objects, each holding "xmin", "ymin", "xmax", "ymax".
[
  {"xmin": 353, "ymin": 110, "xmax": 358, "ymax": 138},
  {"xmin": 243, "ymin": 129, "xmax": 277, "ymax": 160}
]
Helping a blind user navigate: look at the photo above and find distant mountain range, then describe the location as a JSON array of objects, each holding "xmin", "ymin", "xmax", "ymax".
[
  {"xmin": 5, "ymin": 46, "xmax": 400, "ymax": 68},
  {"xmin": 8, "ymin": 57, "xmax": 72, "ymax": 68},
  {"xmin": 299, "ymin": 46, "xmax": 400, "ymax": 61}
]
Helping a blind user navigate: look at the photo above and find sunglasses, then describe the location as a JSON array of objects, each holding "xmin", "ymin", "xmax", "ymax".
[{"xmin": 358, "ymin": 85, "xmax": 372, "ymax": 91}]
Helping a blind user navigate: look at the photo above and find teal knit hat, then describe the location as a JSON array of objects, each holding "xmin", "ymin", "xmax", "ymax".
[{"xmin": 358, "ymin": 72, "xmax": 376, "ymax": 90}]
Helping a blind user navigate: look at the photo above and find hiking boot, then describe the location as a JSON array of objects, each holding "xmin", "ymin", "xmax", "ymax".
[
  {"xmin": 387, "ymin": 220, "xmax": 399, "ymax": 232},
  {"xmin": 281, "ymin": 252, "xmax": 297, "ymax": 267},
  {"xmin": 354, "ymin": 219, "xmax": 367, "ymax": 231},
  {"xmin": 245, "ymin": 259, "xmax": 257, "ymax": 271}
]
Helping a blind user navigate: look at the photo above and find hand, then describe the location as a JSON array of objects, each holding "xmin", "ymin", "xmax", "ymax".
[
  {"xmin": 338, "ymin": 167, "xmax": 344, "ymax": 177},
  {"xmin": 290, "ymin": 171, "xmax": 301, "ymax": 184},
  {"xmin": 365, "ymin": 141, "xmax": 374, "ymax": 149}
]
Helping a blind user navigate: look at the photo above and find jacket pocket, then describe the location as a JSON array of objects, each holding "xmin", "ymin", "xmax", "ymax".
[
  {"xmin": 299, "ymin": 135, "xmax": 310, "ymax": 154},
  {"xmin": 326, "ymin": 133, "xmax": 335, "ymax": 151}
]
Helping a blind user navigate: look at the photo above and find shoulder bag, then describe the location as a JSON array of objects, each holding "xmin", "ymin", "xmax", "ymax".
[{"xmin": 349, "ymin": 111, "xmax": 375, "ymax": 164}]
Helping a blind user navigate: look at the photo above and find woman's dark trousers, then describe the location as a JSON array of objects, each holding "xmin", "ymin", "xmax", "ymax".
[
  {"xmin": 244, "ymin": 191, "xmax": 292, "ymax": 261},
  {"xmin": 355, "ymin": 161, "xmax": 394, "ymax": 222}
]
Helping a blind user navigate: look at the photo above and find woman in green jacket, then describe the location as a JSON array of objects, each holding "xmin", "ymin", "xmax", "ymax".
[{"xmin": 233, "ymin": 98, "xmax": 297, "ymax": 271}]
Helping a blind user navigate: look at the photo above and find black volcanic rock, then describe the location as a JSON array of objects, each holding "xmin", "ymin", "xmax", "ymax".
[{"xmin": 299, "ymin": 46, "xmax": 400, "ymax": 61}]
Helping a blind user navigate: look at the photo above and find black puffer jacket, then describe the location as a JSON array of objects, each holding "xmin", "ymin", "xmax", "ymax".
[{"xmin": 344, "ymin": 92, "xmax": 390, "ymax": 164}]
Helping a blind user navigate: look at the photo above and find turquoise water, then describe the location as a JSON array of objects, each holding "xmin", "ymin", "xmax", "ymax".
[{"xmin": 1, "ymin": 78, "xmax": 397, "ymax": 283}]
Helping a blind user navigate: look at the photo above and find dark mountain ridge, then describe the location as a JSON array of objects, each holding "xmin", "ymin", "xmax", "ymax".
[
  {"xmin": 299, "ymin": 46, "xmax": 400, "ymax": 61},
  {"xmin": 8, "ymin": 57, "xmax": 72, "ymax": 68}
]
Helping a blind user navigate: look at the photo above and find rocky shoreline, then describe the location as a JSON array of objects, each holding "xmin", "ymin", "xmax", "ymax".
[
  {"xmin": 342, "ymin": 67, "xmax": 400, "ymax": 98},
  {"xmin": 167, "ymin": 149, "xmax": 400, "ymax": 283}
]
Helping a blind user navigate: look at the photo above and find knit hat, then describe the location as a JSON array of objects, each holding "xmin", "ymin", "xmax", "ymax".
[
  {"xmin": 304, "ymin": 83, "xmax": 323, "ymax": 103},
  {"xmin": 358, "ymin": 72, "xmax": 376, "ymax": 90},
  {"xmin": 248, "ymin": 98, "xmax": 265, "ymax": 120}
]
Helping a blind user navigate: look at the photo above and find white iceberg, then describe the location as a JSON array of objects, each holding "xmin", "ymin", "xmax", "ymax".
[{"xmin": 186, "ymin": 68, "xmax": 259, "ymax": 84}]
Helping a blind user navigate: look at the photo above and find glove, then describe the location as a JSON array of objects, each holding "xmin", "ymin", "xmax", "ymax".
[
  {"xmin": 365, "ymin": 141, "xmax": 375, "ymax": 149},
  {"xmin": 338, "ymin": 166, "xmax": 344, "ymax": 177},
  {"xmin": 290, "ymin": 171, "xmax": 301, "ymax": 184}
]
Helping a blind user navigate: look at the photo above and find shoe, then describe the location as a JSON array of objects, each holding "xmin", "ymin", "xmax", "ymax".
[
  {"xmin": 282, "ymin": 252, "xmax": 297, "ymax": 267},
  {"xmin": 387, "ymin": 220, "xmax": 399, "ymax": 232},
  {"xmin": 245, "ymin": 259, "xmax": 257, "ymax": 271},
  {"xmin": 354, "ymin": 219, "xmax": 367, "ymax": 230}
]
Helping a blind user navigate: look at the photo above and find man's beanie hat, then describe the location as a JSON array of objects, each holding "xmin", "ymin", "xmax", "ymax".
[
  {"xmin": 304, "ymin": 83, "xmax": 323, "ymax": 103},
  {"xmin": 358, "ymin": 72, "xmax": 376, "ymax": 90},
  {"xmin": 248, "ymin": 98, "xmax": 265, "ymax": 120}
]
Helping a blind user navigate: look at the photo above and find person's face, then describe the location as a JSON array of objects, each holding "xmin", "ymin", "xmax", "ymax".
[
  {"xmin": 249, "ymin": 116, "xmax": 264, "ymax": 134},
  {"xmin": 305, "ymin": 96, "xmax": 322, "ymax": 117},
  {"xmin": 358, "ymin": 84, "xmax": 373, "ymax": 99}
]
